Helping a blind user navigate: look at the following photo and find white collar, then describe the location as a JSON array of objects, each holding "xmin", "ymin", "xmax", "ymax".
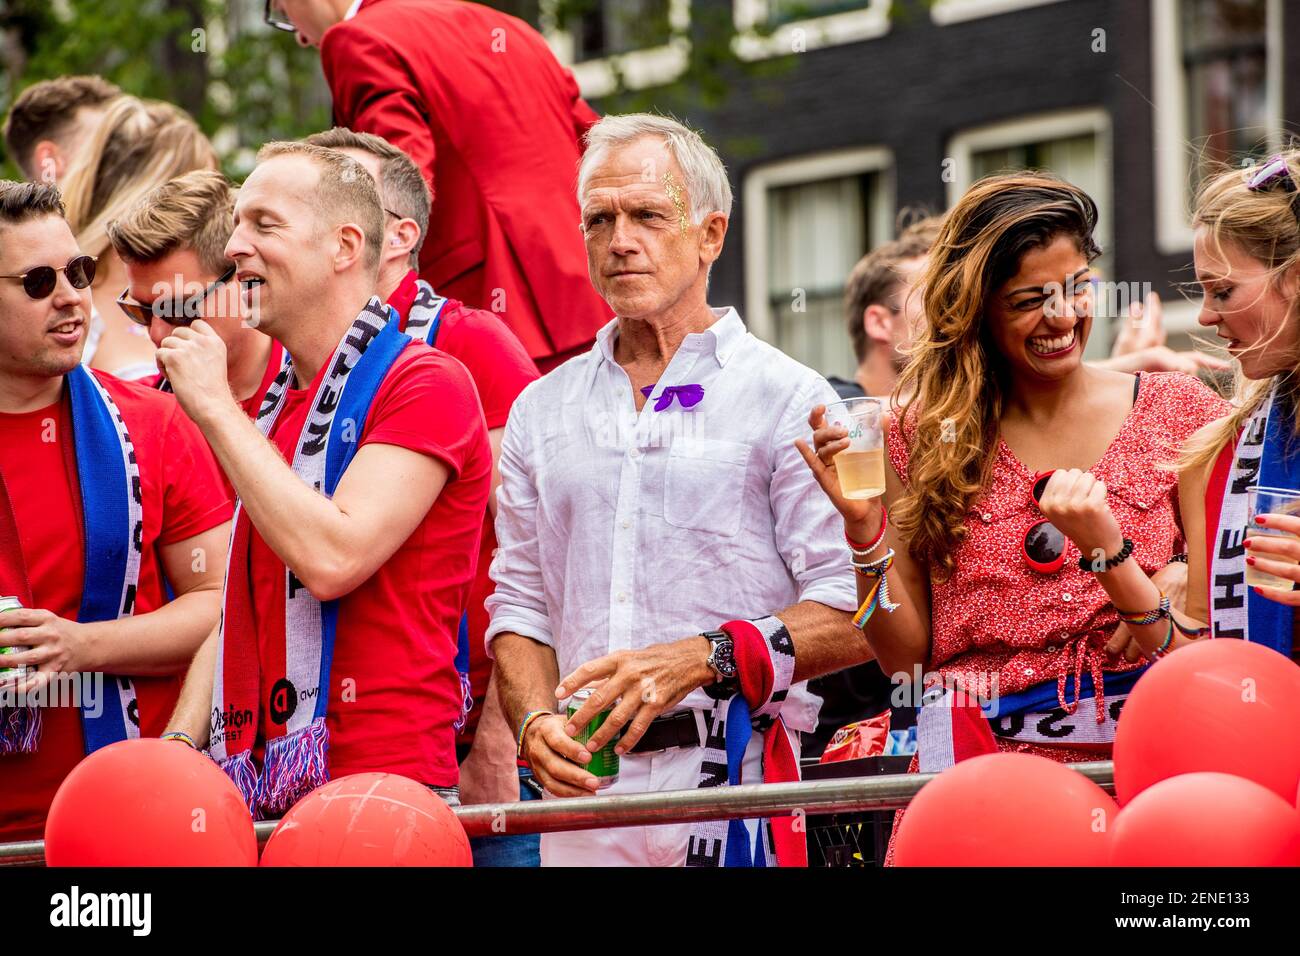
[{"xmin": 344, "ymin": 0, "xmax": 364, "ymax": 20}]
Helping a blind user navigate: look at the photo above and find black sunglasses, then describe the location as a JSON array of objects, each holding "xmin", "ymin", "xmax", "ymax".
[
  {"xmin": 116, "ymin": 264, "xmax": 237, "ymax": 328},
  {"xmin": 0, "ymin": 254, "xmax": 97, "ymax": 299},
  {"xmin": 264, "ymin": 0, "xmax": 296, "ymax": 32}
]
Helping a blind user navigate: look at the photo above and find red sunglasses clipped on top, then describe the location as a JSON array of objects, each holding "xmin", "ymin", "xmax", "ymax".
[{"xmin": 1023, "ymin": 469, "xmax": 1067, "ymax": 573}]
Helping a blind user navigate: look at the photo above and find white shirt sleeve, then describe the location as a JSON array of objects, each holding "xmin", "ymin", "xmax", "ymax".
[
  {"xmin": 484, "ymin": 392, "xmax": 554, "ymax": 654},
  {"xmin": 767, "ymin": 375, "xmax": 859, "ymax": 614}
]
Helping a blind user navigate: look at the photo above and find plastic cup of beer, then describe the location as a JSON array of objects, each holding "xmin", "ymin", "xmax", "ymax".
[
  {"xmin": 824, "ymin": 397, "xmax": 886, "ymax": 500},
  {"xmin": 1245, "ymin": 485, "xmax": 1300, "ymax": 588}
]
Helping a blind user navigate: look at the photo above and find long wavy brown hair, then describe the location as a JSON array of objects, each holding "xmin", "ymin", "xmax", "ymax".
[
  {"xmin": 1179, "ymin": 148, "xmax": 1300, "ymax": 473},
  {"xmin": 892, "ymin": 172, "xmax": 1101, "ymax": 580}
]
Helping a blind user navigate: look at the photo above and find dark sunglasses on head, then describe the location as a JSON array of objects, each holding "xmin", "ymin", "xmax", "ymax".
[
  {"xmin": 0, "ymin": 254, "xmax": 97, "ymax": 299},
  {"xmin": 116, "ymin": 264, "xmax": 237, "ymax": 328},
  {"xmin": 264, "ymin": 0, "xmax": 296, "ymax": 31},
  {"xmin": 1023, "ymin": 469, "xmax": 1067, "ymax": 574}
]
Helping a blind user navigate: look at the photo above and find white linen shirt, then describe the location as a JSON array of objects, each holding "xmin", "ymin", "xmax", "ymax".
[{"xmin": 485, "ymin": 307, "xmax": 858, "ymax": 731}]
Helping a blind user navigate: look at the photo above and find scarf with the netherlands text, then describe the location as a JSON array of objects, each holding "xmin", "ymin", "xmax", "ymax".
[
  {"xmin": 1207, "ymin": 385, "xmax": 1297, "ymax": 656},
  {"xmin": 684, "ymin": 617, "xmax": 806, "ymax": 868},
  {"xmin": 209, "ymin": 299, "xmax": 411, "ymax": 817},
  {"xmin": 401, "ymin": 279, "xmax": 472, "ymax": 730},
  {"xmin": 0, "ymin": 365, "xmax": 142, "ymax": 754}
]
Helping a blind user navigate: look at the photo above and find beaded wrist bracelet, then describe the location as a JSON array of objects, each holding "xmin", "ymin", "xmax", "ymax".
[{"xmin": 846, "ymin": 507, "xmax": 888, "ymax": 555}]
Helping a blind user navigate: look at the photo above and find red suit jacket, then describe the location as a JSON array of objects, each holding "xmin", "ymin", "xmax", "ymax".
[{"xmin": 321, "ymin": 0, "xmax": 612, "ymax": 368}]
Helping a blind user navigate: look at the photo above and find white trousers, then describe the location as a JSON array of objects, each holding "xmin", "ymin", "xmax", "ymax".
[{"xmin": 540, "ymin": 729, "xmax": 797, "ymax": 867}]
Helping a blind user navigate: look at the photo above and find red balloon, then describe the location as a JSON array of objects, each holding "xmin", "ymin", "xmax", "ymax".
[
  {"xmin": 46, "ymin": 738, "xmax": 257, "ymax": 866},
  {"xmin": 260, "ymin": 772, "xmax": 471, "ymax": 867},
  {"xmin": 894, "ymin": 753, "xmax": 1116, "ymax": 866},
  {"xmin": 1113, "ymin": 639, "xmax": 1300, "ymax": 805},
  {"xmin": 1111, "ymin": 772, "xmax": 1300, "ymax": 866}
]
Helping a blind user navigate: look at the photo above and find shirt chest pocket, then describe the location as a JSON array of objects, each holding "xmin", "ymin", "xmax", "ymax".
[{"xmin": 663, "ymin": 437, "xmax": 752, "ymax": 537}]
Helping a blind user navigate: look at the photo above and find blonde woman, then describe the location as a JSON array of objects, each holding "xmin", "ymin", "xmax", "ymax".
[
  {"xmin": 1177, "ymin": 150, "xmax": 1300, "ymax": 662},
  {"xmin": 799, "ymin": 172, "xmax": 1228, "ymax": 775},
  {"xmin": 60, "ymin": 96, "xmax": 217, "ymax": 379}
]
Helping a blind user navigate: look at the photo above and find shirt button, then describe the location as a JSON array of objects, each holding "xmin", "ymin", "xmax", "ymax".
[
  {"xmin": 1061, "ymin": 592, "xmax": 1072, "ymax": 603},
  {"xmin": 981, "ymin": 512, "xmax": 992, "ymax": 522},
  {"xmin": 617, "ymin": 592, "xmax": 627, "ymax": 603},
  {"xmin": 621, "ymin": 518, "xmax": 631, "ymax": 529},
  {"xmin": 629, "ymin": 447, "xmax": 641, "ymax": 460},
  {"xmin": 1046, "ymin": 643, "xmax": 1060, "ymax": 653}
]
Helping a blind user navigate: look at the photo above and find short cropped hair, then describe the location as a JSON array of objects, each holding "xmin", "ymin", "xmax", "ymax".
[
  {"xmin": 0, "ymin": 179, "xmax": 67, "ymax": 227},
  {"xmin": 578, "ymin": 113, "xmax": 733, "ymax": 221},
  {"xmin": 3, "ymin": 75, "xmax": 122, "ymax": 175},
  {"xmin": 255, "ymin": 140, "xmax": 384, "ymax": 271},
  {"xmin": 844, "ymin": 216, "xmax": 941, "ymax": 363},
  {"xmin": 302, "ymin": 127, "xmax": 430, "ymax": 268},
  {"xmin": 106, "ymin": 169, "xmax": 235, "ymax": 276}
]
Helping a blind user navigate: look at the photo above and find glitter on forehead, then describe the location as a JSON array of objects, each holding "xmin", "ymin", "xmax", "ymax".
[{"xmin": 662, "ymin": 171, "xmax": 688, "ymax": 236}]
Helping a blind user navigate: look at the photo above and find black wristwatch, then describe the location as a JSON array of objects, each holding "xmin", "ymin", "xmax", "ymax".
[{"xmin": 701, "ymin": 630, "xmax": 739, "ymax": 697}]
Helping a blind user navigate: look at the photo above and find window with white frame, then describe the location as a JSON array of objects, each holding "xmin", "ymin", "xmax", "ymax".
[
  {"xmin": 743, "ymin": 149, "xmax": 893, "ymax": 379},
  {"xmin": 541, "ymin": 0, "xmax": 690, "ymax": 99},
  {"xmin": 947, "ymin": 110, "xmax": 1119, "ymax": 357},
  {"xmin": 929, "ymin": 0, "xmax": 1067, "ymax": 25},
  {"xmin": 731, "ymin": 0, "xmax": 890, "ymax": 62},
  {"xmin": 1152, "ymin": 0, "xmax": 1282, "ymax": 253}
]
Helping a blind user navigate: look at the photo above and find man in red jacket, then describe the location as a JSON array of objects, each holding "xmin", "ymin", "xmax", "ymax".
[{"xmin": 269, "ymin": 0, "xmax": 612, "ymax": 372}]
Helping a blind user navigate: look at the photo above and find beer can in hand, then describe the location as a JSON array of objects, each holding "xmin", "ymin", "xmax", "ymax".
[
  {"xmin": 0, "ymin": 596, "xmax": 30, "ymax": 687},
  {"xmin": 568, "ymin": 688, "xmax": 620, "ymax": 788}
]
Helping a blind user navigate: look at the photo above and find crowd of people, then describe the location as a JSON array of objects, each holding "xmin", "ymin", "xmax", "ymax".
[{"xmin": 1, "ymin": 0, "xmax": 1298, "ymax": 869}]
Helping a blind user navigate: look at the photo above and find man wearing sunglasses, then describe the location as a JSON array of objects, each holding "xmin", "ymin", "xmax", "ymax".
[
  {"xmin": 0, "ymin": 180, "xmax": 232, "ymax": 843},
  {"xmin": 107, "ymin": 170, "xmax": 283, "ymax": 496},
  {"xmin": 263, "ymin": 0, "xmax": 611, "ymax": 372}
]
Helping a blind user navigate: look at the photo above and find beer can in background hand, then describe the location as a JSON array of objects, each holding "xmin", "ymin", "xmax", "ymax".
[
  {"xmin": 568, "ymin": 687, "xmax": 620, "ymax": 788},
  {"xmin": 0, "ymin": 596, "xmax": 30, "ymax": 687}
]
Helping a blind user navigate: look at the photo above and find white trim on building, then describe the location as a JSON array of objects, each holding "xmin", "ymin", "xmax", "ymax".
[
  {"xmin": 540, "ymin": 0, "xmax": 692, "ymax": 99},
  {"xmin": 730, "ymin": 0, "xmax": 891, "ymax": 62}
]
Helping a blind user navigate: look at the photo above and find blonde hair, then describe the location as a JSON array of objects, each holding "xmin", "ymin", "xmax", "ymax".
[
  {"xmin": 106, "ymin": 169, "xmax": 235, "ymax": 276},
  {"xmin": 893, "ymin": 172, "xmax": 1100, "ymax": 580},
  {"xmin": 255, "ymin": 141, "xmax": 384, "ymax": 271},
  {"xmin": 60, "ymin": 97, "xmax": 217, "ymax": 261},
  {"xmin": 1179, "ymin": 149, "xmax": 1300, "ymax": 473}
]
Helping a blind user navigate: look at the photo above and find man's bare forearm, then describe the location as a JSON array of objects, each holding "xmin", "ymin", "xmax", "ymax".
[
  {"xmin": 81, "ymin": 587, "xmax": 222, "ymax": 676},
  {"xmin": 775, "ymin": 600, "xmax": 875, "ymax": 684},
  {"xmin": 165, "ymin": 624, "xmax": 219, "ymax": 746},
  {"xmin": 491, "ymin": 632, "xmax": 562, "ymax": 735}
]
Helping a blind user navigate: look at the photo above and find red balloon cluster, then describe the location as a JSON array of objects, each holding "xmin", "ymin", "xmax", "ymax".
[
  {"xmin": 894, "ymin": 639, "xmax": 1300, "ymax": 866},
  {"xmin": 261, "ymin": 772, "xmax": 471, "ymax": 867},
  {"xmin": 46, "ymin": 738, "xmax": 257, "ymax": 867}
]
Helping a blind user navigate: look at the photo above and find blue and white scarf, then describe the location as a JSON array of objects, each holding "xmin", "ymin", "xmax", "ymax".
[{"xmin": 0, "ymin": 365, "xmax": 141, "ymax": 754}]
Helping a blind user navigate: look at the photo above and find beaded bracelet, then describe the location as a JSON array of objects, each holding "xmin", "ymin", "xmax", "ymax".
[
  {"xmin": 161, "ymin": 731, "xmax": 197, "ymax": 750},
  {"xmin": 516, "ymin": 710, "xmax": 552, "ymax": 758},
  {"xmin": 846, "ymin": 507, "xmax": 888, "ymax": 555}
]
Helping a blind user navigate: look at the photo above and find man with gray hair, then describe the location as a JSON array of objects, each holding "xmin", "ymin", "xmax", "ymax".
[{"xmin": 487, "ymin": 114, "xmax": 874, "ymax": 866}]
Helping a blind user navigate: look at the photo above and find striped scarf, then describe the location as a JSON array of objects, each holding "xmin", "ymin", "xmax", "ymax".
[
  {"xmin": 209, "ymin": 299, "xmax": 411, "ymax": 817},
  {"xmin": 0, "ymin": 366, "xmax": 142, "ymax": 754}
]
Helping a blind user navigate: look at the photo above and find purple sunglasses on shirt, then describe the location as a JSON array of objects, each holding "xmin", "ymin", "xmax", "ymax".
[{"xmin": 640, "ymin": 383, "xmax": 705, "ymax": 412}]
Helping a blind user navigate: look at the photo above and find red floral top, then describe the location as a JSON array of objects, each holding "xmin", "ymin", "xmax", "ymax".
[{"xmin": 887, "ymin": 372, "xmax": 1229, "ymax": 720}]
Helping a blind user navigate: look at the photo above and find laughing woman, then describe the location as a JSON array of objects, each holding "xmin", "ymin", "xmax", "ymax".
[
  {"xmin": 798, "ymin": 172, "xmax": 1228, "ymax": 776},
  {"xmin": 1178, "ymin": 150, "xmax": 1300, "ymax": 661}
]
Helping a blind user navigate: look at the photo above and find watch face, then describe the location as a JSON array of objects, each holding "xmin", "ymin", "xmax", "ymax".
[{"xmin": 713, "ymin": 641, "xmax": 737, "ymax": 678}]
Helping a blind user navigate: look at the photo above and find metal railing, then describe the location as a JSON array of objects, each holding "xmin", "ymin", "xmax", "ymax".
[{"xmin": 0, "ymin": 760, "xmax": 1115, "ymax": 867}]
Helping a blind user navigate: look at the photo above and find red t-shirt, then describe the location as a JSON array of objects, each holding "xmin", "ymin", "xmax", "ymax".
[
  {"xmin": 0, "ymin": 373, "xmax": 232, "ymax": 841},
  {"xmin": 245, "ymin": 342, "xmax": 491, "ymax": 787},
  {"xmin": 388, "ymin": 271, "xmax": 539, "ymax": 745}
]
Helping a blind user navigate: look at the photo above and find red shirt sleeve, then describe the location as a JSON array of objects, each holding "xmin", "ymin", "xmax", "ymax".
[
  {"xmin": 360, "ymin": 345, "xmax": 489, "ymax": 480},
  {"xmin": 158, "ymin": 401, "xmax": 234, "ymax": 545},
  {"xmin": 321, "ymin": 23, "xmax": 439, "ymax": 197},
  {"xmin": 438, "ymin": 304, "xmax": 540, "ymax": 430}
]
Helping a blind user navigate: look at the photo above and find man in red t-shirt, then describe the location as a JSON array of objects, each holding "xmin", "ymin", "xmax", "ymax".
[
  {"xmin": 0, "ymin": 181, "xmax": 232, "ymax": 842},
  {"xmin": 107, "ymin": 170, "xmax": 284, "ymax": 493},
  {"xmin": 303, "ymin": 126, "xmax": 539, "ymax": 816},
  {"xmin": 159, "ymin": 143, "xmax": 490, "ymax": 802}
]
